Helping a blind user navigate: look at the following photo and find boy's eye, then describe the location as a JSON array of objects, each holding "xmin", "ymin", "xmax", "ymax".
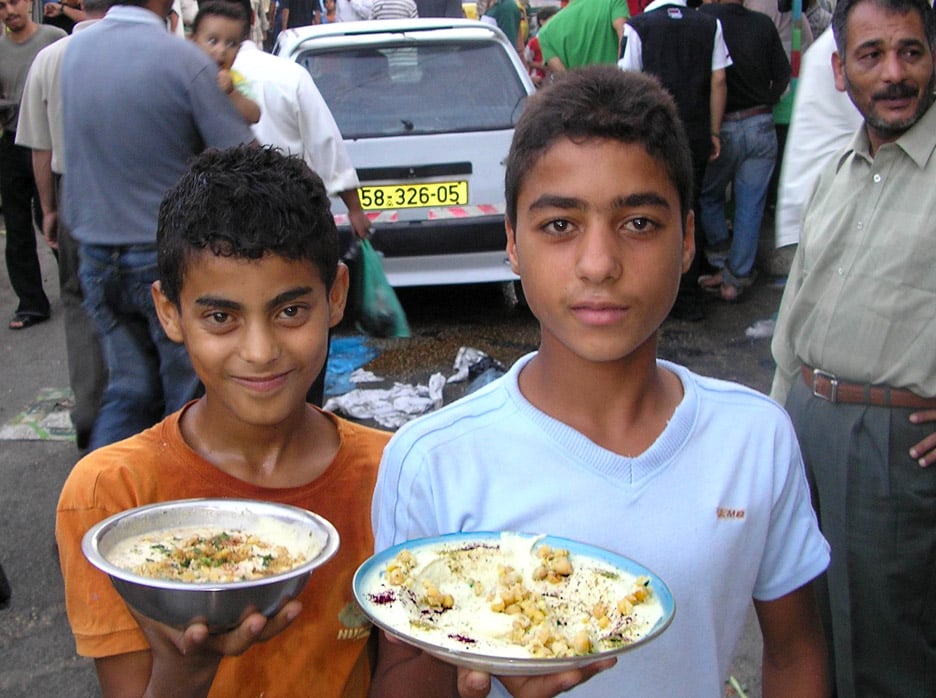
[
  {"xmin": 278, "ymin": 305, "xmax": 309, "ymax": 323},
  {"xmin": 624, "ymin": 217, "xmax": 658, "ymax": 235},
  {"xmin": 541, "ymin": 218, "xmax": 574, "ymax": 236},
  {"xmin": 209, "ymin": 311, "xmax": 230, "ymax": 324}
]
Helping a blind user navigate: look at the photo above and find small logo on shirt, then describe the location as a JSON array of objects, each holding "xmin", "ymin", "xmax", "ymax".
[
  {"xmin": 337, "ymin": 602, "xmax": 372, "ymax": 641},
  {"xmin": 667, "ymin": 7, "xmax": 684, "ymax": 19},
  {"xmin": 717, "ymin": 507, "xmax": 746, "ymax": 520}
]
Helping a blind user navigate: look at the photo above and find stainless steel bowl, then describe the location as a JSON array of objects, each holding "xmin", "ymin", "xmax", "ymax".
[{"xmin": 82, "ymin": 498, "xmax": 340, "ymax": 632}]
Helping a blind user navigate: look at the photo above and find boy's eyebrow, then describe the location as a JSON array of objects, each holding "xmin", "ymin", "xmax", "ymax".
[
  {"xmin": 267, "ymin": 287, "xmax": 315, "ymax": 310},
  {"xmin": 194, "ymin": 287, "xmax": 315, "ymax": 311},
  {"xmin": 527, "ymin": 192, "xmax": 672, "ymax": 212},
  {"xmin": 195, "ymin": 295, "xmax": 241, "ymax": 311}
]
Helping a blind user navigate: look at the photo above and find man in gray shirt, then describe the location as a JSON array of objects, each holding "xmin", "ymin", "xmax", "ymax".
[
  {"xmin": 61, "ymin": 0, "xmax": 253, "ymax": 449},
  {"xmin": 0, "ymin": 0, "xmax": 65, "ymax": 330}
]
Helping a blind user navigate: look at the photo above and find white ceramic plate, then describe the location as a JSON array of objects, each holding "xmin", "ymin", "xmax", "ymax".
[{"xmin": 354, "ymin": 532, "xmax": 675, "ymax": 675}]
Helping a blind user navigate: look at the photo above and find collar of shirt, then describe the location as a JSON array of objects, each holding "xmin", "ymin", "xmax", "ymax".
[
  {"xmin": 839, "ymin": 98, "xmax": 936, "ymax": 170},
  {"xmin": 643, "ymin": 0, "xmax": 688, "ymax": 12},
  {"xmin": 103, "ymin": 5, "xmax": 169, "ymax": 28}
]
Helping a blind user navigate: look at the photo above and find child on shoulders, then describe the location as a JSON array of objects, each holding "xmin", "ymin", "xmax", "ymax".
[{"xmin": 191, "ymin": 0, "xmax": 261, "ymax": 124}]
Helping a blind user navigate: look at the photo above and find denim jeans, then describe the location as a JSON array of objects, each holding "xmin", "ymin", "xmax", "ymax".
[
  {"xmin": 78, "ymin": 243, "xmax": 199, "ymax": 450},
  {"xmin": 699, "ymin": 113, "xmax": 777, "ymax": 280}
]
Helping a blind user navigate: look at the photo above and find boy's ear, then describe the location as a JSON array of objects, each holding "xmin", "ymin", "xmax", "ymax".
[
  {"xmin": 327, "ymin": 262, "xmax": 350, "ymax": 329},
  {"xmin": 681, "ymin": 210, "xmax": 696, "ymax": 274},
  {"xmin": 151, "ymin": 281, "xmax": 185, "ymax": 344},
  {"xmin": 505, "ymin": 218, "xmax": 520, "ymax": 276}
]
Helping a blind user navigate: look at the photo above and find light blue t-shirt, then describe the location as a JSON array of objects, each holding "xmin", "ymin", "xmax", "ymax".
[
  {"xmin": 373, "ymin": 353, "xmax": 829, "ymax": 696},
  {"xmin": 61, "ymin": 6, "xmax": 253, "ymax": 246}
]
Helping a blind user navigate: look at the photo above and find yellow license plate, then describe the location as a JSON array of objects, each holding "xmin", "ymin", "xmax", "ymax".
[{"xmin": 358, "ymin": 181, "xmax": 468, "ymax": 210}]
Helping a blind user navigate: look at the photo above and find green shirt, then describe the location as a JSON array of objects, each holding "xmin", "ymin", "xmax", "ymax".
[
  {"xmin": 486, "ymin": 0, "xmax": 521, "ymax": 47},
  {"xmin": 770, "ymin": 102, "xmax": 936, "ymax": 403},
  {"xmin": 537, "ymin": 0, "xmax": 629, "ymax": 69}
]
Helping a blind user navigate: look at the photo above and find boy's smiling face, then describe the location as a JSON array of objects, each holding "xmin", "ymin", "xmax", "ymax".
[
  {"xmin": 192, "ymin": 15, "xmax": 245, "ymax": 70},
  {"xmin": 506, "ymin": 137, "xmax": 693, "ymax": 367},
  {"xmin": 154, "ymin": 252, "xmax": 347, "ymax": 429}
]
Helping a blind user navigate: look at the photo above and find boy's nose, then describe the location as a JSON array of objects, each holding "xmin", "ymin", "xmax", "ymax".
[
  {"xmin": 240, "ymin": 322, "xmax": 280, "ymax": 364},
  {"xmin": 575, "ymin": 225, "xmax": 622, "ymax": 283}
]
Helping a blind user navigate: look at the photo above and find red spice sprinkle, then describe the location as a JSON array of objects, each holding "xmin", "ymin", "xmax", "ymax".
[{"xmin": 369, "ymin": 590, "xmax": 396, "ymax": 605}]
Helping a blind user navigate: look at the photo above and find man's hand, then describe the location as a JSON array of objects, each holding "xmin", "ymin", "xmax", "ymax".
[
  {"xmin": 709, "ymin": 134, "xmax": 721, "ymax": 161},
  {"xmin": 456, "ymin": 658, "xmax": 616, "ymax": 698},
  {"xmin": 42, "ymin": 210, "xmax": 59, "ymax": 249},
  {"xmin": 337, "ymin": 188, "xmax": 372, "ymax": 240},
  {"xmin": 909, "ymin": 410, "xmax": 936, "ymax": 467}
]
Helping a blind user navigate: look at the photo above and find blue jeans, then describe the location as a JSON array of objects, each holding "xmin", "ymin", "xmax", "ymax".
[
  {"xmin": 699, "ymin": 113, "xmax": 777, "ymax": 280},
  {"xmin": 78, "ymin": 243, "xmax": 199, "ymax": 450}
]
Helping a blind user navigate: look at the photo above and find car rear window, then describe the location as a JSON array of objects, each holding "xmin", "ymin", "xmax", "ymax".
[{"xmin": 296, "ymin": 40, "xmax": 529, "ymax": 139}]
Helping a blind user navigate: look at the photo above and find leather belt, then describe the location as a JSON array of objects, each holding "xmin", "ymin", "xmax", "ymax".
[
  {"xmin": 801, "ymin": 366, "xmax": 936, "ymax": 409},
  {"xmin": 722, "ymin": 105, "xmax": 772, "ymax": 122}
]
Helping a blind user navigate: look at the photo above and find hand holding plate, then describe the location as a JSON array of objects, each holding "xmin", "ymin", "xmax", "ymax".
[{"xmin": 456, "ymin": 658, "xmax": 618, "ymax": 698}]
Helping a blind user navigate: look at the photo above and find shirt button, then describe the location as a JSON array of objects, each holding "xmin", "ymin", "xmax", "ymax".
[
  {"xmin": 838, "ymin": 267, "xmax": 845, "ymax": 275},
  {"xmin": 873, "ymin": 173, "xmax": 882, "ymax": 183},
  {"xmin": 857, "ymin": 221, "xmax": 864, "ymax": 229}
]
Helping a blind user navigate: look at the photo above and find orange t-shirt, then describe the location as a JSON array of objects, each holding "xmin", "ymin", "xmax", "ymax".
[{"xmin": 56, "ymin": 405, "xmax": 390, "ymax": 698}]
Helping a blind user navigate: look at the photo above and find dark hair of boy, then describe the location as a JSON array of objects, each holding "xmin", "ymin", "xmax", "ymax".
[
  {"xmin": 504, "ymin": 65, "xmax": 695, "ymax": 231},
  {"xmin": 534, "ymin": 5, "xmax": 559, "ymax": 25},
  {"xmin": 157, "ymin": 145, "xmax": 340, "ymax": 306},
  {"xmin": 831, "ymin": 0, "xmax": 936, "ymax": 54},
  {"xmin": 191, "ymin": 0, "xmax": 251, "ymax": 38}
]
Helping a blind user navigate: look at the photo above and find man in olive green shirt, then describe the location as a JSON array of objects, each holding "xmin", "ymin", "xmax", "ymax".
[{"xmin": 770, "ymin": 0, "xmax": 936, "ymax": 694}]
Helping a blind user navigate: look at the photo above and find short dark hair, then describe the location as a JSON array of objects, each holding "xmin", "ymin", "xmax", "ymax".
[
  {"xmin": 504, "ymin": 66, "xmax": 694, "ymax": 228},
  {"xmin": 535, "ymin": 5, "xmax": 560, "ymax": 25},
  {"xmin": 832, "ymin": 0, "xmax": 936, "ymax": 55},
  {"xmin": 192, "ymin": 0, "xmax": 250, "ymax": 38},
  {"xmin": 157, "ymin": 145, "xmax": 340, "ymax": 306}
]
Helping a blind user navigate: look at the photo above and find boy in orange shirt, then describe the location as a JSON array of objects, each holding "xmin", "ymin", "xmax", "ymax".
[{"xmin": 55, "ymin": 146, "xmax": 390, "ymax": 697}]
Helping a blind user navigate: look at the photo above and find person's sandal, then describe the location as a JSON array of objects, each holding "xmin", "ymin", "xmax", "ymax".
[
  {"xmin": 8, "ymin": 313, "xmax": 49, "ymax": 330},
  {"xmin": 720, "ymin": 282, "xmax": 743, "ymax": 302},
  {"xmin": 698, "ymin": 272, "xmax": 724, "ymax": 293}
]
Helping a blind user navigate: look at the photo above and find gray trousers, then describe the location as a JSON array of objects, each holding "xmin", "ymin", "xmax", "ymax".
[
  {"xmin": 55, "ymin": 175, "xmax": 105, "ymax": 447},
  {"xmin": 786, "ymin": 380, "xmax": 936, "ymax": 698}
]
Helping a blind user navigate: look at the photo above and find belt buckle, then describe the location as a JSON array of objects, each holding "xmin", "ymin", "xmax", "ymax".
[{"xmin": 812, "ymin": 369, "xmax": 838, "ymax": 402}]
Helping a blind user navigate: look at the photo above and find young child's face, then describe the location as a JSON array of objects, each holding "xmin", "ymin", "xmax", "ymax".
[
  {"xmin": 192, "ymin": 15, "xmax": 245, "ymax": 71},
  {"xmin": 153, "ymin": 251, "xmax": 348, "ymax": 429},
  {"xmin": 506, "ymin": 137, "xmax": 693, "ymax": 366}
]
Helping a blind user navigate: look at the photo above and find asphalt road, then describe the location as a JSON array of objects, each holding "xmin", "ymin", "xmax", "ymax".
[{"xmin": 0, "ymin": 233, "xmax": 786, "ymax": 697}]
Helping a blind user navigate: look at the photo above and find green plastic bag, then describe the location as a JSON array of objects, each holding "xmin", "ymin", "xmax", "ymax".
[{"xmin": 351, "ymin": 239, "xmax": 411, "ymax": 338}]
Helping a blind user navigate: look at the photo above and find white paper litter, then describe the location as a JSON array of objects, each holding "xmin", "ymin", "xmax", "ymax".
[
  {"xmin": 324, "ymin": 373, "xmax": 446, "ymax": 429},
  {"xmin": 744, "ymin": 318, "xmax": 776, "ymax": 339},
  {"xmin": 349, "ymin": 368, "xmax": 383, "ymax": 383},
  {"xmin": 448, "ymin": 346, "xmax": 491, "ymax": 383}
]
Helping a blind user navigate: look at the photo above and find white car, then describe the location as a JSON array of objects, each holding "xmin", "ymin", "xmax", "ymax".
[{"xmin": 276, "ymin": 19, "xmax": 535, "ymax": 287}]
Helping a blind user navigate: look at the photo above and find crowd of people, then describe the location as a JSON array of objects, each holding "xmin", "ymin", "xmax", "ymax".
[{"xmin": 1, "ymin": 0, "xmax": 934, "ymax": 695}]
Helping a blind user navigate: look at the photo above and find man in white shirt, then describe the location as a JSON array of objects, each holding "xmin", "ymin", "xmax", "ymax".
[{"xmin": 233, "ymin": 40, "xmax": 371, "ymax": 406}]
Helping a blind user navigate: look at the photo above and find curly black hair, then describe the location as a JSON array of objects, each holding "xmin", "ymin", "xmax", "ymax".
[{"xmin": 157, "ymin": 145, "xmax": 339, "ymax": 306}]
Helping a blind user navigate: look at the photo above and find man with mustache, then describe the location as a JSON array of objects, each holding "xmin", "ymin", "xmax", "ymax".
[{"xmin": 770, "ymin": 0, "xmax": 936, "ymax": 694}]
